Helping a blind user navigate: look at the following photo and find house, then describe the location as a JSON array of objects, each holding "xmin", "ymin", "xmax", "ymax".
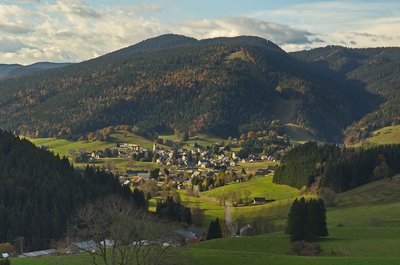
[
  {"xmin": 20, "ymin": 249, "xmax": 57, "ymax": 258},
  {"xmin": 138, "ymin": 172, "xmax": 150, "ymax": 180},
  {"xmin": 176, "ymin": 227, "xmax": 206, "ymax": 244},
  {"xmin": 253, "ymin": 197, "xmax": 267, "ymax": 204}
]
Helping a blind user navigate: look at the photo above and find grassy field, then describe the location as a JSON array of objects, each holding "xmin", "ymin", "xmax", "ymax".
[
  {"xmin": 29, "ymin": 131, "xmax": 161, "ymax": 157},
  {"xmin": 28, "ymin": 131, "xmax": 164, "ymax": 170},
  {"xmin": 283, "ymin": 123, "xmax": 318, "ymax": 143},
  {"xmin": 354, "ymin": 125, "xmax": 400, "ymax": 147},
  {"xmin": 225, "ymin": 50, "xmax": 251, "ymax": 61},
  {"xmin": 235, "ymin": 160, "xmax": 279, "ymax": 172},
  {"xmin": 203, "ymin": 174, "xmax": 298, "ymax": 201},
  {"xmin": 11, "ymin": 175, "xmax": 400, "ymax": 265},
  {"xmin": 368, "ymin": 125, "xmax": 400, "ymax": 145},
  {"xmin": 158, "ymin": 133, "xmax": 224, "ymax": 149}
]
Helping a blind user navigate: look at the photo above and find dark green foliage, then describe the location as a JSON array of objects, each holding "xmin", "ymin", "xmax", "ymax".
[
  {"xmin": 274, "ymin": 142, "xmax": 400, "ymax": 192},
  {"xmin": 207, "ymin": 217, "xmax": 223, "ymax": 240},
  {"xmin": 0, "ymin": 35, "xmax": 378, "ymax": 141},
  {"xmin": 132, "ymin": 188, "xmax": 148, "ymax": 209},
  {"xmin": 0, "ymin": 130, "xmax": 140, "ymax": 251},
  {"xmin": 155, "ymin": 196, "xmax": 192, "ymax": 224},
  {"xmin": 287, "ymin": 198, "xmax": 328, "ymax": 242},
  {"xmin": 292, "ymin": 46, "xmax": 400, "ymax": 144},
  {"xmin": 0, "ymin": 259, "xmax": 10, "ymax": 265},
  {"xmin": 289, "ymin": 241, "xmax": 321, "ymax": 256},
  {"xmin": 274, "ymin": 142, "xmax": 340, "ymax": 189},
  {"xmin": 323, "ymin": 145, "xmax": 400, "ymax": 192}
]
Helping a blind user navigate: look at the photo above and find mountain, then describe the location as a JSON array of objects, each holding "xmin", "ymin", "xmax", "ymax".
[
  {"xmin": 0, "ymin": 62, "xmax": 72, "ymax": 80},
  {"xmin": 291, "ymin": 46, "xmax": 400, "ymax": 145},
  {"xmin": 0, "ymin": 34, "xmax": 381, "ymax": 141}
]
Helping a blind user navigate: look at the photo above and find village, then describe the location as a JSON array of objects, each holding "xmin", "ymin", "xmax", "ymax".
[{"xmin": 65, "ymin": 139, "xmax": 280, "ymax": 194}]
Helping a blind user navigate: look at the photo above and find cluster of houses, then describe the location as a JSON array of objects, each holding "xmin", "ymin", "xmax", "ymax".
[
  {"xmin": 153, "ymin": 144, "xmax": 240, "ymax": 169},
  {"xmin": 68, "ymin": 143, "xmax": 150, "ymax": 163}
]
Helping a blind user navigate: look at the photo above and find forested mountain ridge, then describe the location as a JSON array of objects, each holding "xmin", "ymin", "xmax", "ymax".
[
  {"xmin": 0, "ymin": 34, "xmax": 380, "ymax": 141},
  {"xmin": 0, "ymin": 62, "xmax": 72, "ymax": 81},
  {"xmin": 292, "ymin": 46, "xmax": 400, "ymax": 145}
]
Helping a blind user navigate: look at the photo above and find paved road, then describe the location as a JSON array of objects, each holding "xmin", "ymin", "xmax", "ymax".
[{"xmin": 225, "ymin": 202, "xmax": 235, "ymax": 237}]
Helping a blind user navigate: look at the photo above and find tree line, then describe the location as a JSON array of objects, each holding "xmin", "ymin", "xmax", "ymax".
[
  {"xmin": 274, "ymin": 142, "xmax": 400, "ymax": 192},
  {"xmin": 0, "ymin": 130, "xmax": 146, "ymax": 251}
]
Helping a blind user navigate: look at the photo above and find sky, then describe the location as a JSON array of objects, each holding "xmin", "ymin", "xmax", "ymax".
[{"xmin": 0, "ymin": 0, "xmax": 399, "ymax": 65}]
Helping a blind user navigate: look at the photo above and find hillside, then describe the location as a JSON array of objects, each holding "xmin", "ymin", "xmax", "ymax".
[
  {"xmin": 0, "ymin": 34, "xmax": 379, "ymax": 142},
  {"xmin": 292, "ymin": 46, "xmax": 400, "ymax": 145},
  {"xmin": 0, "ymin": 130, "xmax": 133, "ymax": 251},
  {"xmin": 0, "ymin": 62, "xmax": 71, "ymax": 80},
  {"xmin": 353, "ymin": 125, "xmax": 400, "ymax": 147}
]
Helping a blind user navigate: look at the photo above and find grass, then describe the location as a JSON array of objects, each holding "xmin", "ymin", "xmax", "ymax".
[
  {"xmin": 235, "ymin": 161, "xmax": 279, "ymax": 172},
  {"xmin": 158, "ymin": 133, "xmax": 224, "ymax": 149},
  {"xmin": 283, "ymin": 123, "xmax": 318, "ymax": 143},
  {"xmin": 335, "ymin": 175, "xmax": 400, "ymax": 207},
  {"xmin": 225, "ymin": 50, "xmax": 251, "ymax": 61},
  {"xmin": 28, "ymin": 131, "xmax": 164, "ymax": 170},
  {"xmin": 178, "ymin": 190, "xmax": 226, "ymax": 226},
  {"xmin": 12, "ymin": 175, "xmax": 400, "ymax": 265},
  {"xmin": 203, "ymin": 174, "xmax": 298, "ymax": 201},
  {"xmin": 367, "ymin": 125, "xmax": 400, "ymax": 145},
  {"xmin": 28, "ymin": 137, "xmax": 114, "ymax": 157},
  {"xmin": 28, "ymin": 131, "xmax": 161, "ymax": 157}
]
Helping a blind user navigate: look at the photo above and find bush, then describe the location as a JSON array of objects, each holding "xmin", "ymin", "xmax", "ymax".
[
  {"xmin": 288, "ymin": 241, "xmax": 321, "ymax": 256},
  {"xmin": 0, "ymin": 243, "xmax": 15, "ymax": 255},
  {"xmin": 0, "ymin": 259, "xmax": 11, "ymax": 265},
  {"xmin": 319, "ymin": 187, "xmax": 337, "ymax": 207}
]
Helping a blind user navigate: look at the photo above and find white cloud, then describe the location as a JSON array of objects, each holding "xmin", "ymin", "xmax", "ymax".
[
  {"xmin": 252, "ymin": 1, "xmax": 400, "ymax": 50},
  {"xmin": 177, "ymin": 17, "xmax": 312, "ymax": 45},
  {"xmin": 0, "ymin": 1, "xmax": 399, "ymax": 64}
]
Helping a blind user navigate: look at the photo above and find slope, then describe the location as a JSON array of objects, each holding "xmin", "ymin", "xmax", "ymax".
[
  {"xmin": 292, "ymin": 46, "xmax": 400, "ymax": 145},
  {"xmin": 0, "ymin": 35, "xmax": 378, "ymax": 142}
]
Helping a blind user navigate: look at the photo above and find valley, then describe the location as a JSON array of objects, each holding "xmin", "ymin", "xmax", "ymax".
[{"xmin": 1, "ymin": 33, "xmax": 400, "ymax": 265}]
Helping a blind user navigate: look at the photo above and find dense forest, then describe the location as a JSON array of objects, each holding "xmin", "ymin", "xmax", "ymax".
[
  {"xmin": 0, "ymin": 34, "xmax": 379, "ymax": 142},
  {"xmin": 274, "ymin": 142, "xmax": 400, "ymax": 192},
  {"xmin": 0, "ymin": 130, "xmax": 140, "ymax": 251},
  {"xmin": 292, "ymin": 46, "xmax": 400, "ymax": 145}
]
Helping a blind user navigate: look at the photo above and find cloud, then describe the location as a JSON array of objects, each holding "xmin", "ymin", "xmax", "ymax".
[
  {"xmin": 0, "ymin": 23, "xmax": 33, "ymax": 34},
  {"xmin": 0, "ymin": 38, "xmax": 27, "ymax": 53},
  {"xmin": 252, "ymin": 1, "xmax": 400, "ymax": 50},
  {"xmin": 0, "ymin": 0, "xmax": 399, "ymax": 64},
  {"xmin": 178, "ymin": 17, "xmax": 312, "ymax": 45}
]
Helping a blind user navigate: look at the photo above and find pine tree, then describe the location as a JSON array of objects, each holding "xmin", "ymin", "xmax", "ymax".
[
  {"xmin": 207, "ymin": 217, "xmax": 222, "ymax": 240},
  {"xmin": 316, "ymin": 199, "xmax": 328, "ymax": 237},
  {"xmin": 287, "ymin": 198, "xmax": 328, "ymax": 242}
]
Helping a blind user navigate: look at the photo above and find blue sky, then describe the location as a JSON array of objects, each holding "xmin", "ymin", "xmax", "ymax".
[{"xmin": 0, "ymin": 0, "xmax": 399, "ymax": 64}]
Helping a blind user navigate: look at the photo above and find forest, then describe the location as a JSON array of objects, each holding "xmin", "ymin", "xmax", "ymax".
[
  {"xmin": 0, "ymin": 34, "xmax": 379, "ymax": 142},
  {"xmin": 0, "ymin": 130, "xmax": 143, "ymax": 251},
  {"xmin": 274, "ymin": 142, "xmax": 400, "ymax": 192},
  {"xmin": 292, "ymin": 46, "xmax": 400, "ymax": 145}
]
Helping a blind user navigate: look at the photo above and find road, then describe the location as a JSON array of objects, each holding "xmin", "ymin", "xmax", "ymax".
[{"xmin": 225, "ymin": 202, "xmax": 235, "ymax": 237}]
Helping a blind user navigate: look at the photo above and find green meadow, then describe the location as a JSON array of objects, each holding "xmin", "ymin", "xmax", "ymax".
[{"xmin": 11, "ymin": 175, "xmax": 400, "ymax": 265}]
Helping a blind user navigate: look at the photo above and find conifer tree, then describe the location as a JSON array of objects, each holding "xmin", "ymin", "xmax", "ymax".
[{"xmin": 207, "ymin": 217, "xmax": 222, "ymax": 240}]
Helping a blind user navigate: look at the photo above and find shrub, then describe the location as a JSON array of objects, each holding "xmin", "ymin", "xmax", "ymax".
[
  {"xmin": 319, "ymin": 187, "xmax": 337, "ymax": 207},
  {"xmin": 0, "ymin": 258, "xmax": 11, "ymax": 265},
  {"xmin": 0, "ymin": 243, "xmax": 15, "ymax": 255},
  {"xmin": 288, "ymin": 241, "xmax": 321, "ymax": 256}
]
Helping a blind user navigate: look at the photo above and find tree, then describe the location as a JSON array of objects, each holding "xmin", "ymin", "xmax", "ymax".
[
  {"xmin": 68, "ymin": 195, "xmax": 178, "ymax": 265},
  {"xmin": 207, "ymin": 218, "xmax": 222, "ymax": 240},
  {"xmin": 150, "ymin": 168, "xmax": 160, "ymax": 180},
  {"xmin": 287, "ymin": 198, "xmax": 328, "ymax": 242},
  {"xmin": 287, "ymin": 198, "xmax": 306, "ymax": 242}
]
